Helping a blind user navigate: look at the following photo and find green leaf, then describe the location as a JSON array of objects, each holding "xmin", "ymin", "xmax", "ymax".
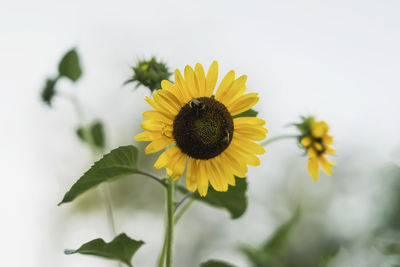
[
  {"xmin": 200, "ymin": 259, "xmax": 237, "ymax": 267},
  {"xmin": 233, "ymin": 109, "xmax": 258, "ymax": 118},
  {"xmin": 240, "ymin": 210, "xmax": 300, "ymax": 266},
  {"xmin": 318, "ymin": 247, "xmax": 340, "ymax": 267},
  {"xmin": 41, "ymin": 78, "xmax": 58, "ymax": 106},
  {"xmin": 76, "ymin": 121, "xmax": 105, "ymax": 149},
  {"xmin": 59, "ymin": 146, "xmax": 138, "ymax": 205},
  {"xmin": 178, "ymin": 177, "xmax": 248, "ymax": 219},
  {"xmin": 65, "ymin": 233, "xmax": 144, "ymax": 267},
  {"xmin": 262, "ymin": 209, "xmax": 300, "ymax": 251},
  {"xmin": 58, "ymin": 48, "xmax": 82, "ymax": 82}
]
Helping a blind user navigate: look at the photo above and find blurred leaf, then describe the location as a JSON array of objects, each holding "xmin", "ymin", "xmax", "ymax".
[
  {"xmin": 58, "ymin": 145, "xmax": 138, "ymax": 205},
  {"xmin": 318, "ymin": 247, "xmax": 340, "ymax": 267},
  {"xmin": 58, "ymin": 48, "xmax": 82, "ymax": 82},
  {"xmin": 294, "ymin": 116, "xmax": 314, "ymax": 137},
  {"xmin": 65, "ymin": 233, "xmax": 144, "ymax": 267},
  {"xmin": 178, "ymin": 177, "xmax": 247, "ymax": 219},
  {"xmin": 233, "ymin": 109, "xmax": 258, "ymax": 118},
  {"xmin": 263, "ymin": 209, "xmax": 300, "ymax": 251},
  {"xmin": 41, "ymin": 78, "xmax": 58, "ymax": 106},
  {"xmin": 240, "ymin": 210, "xmax": 300, "ymax": 266},
  {"xmin": 76, "ymin": 121, "xmax": 105, "ymax": 149},
  {"xmin": 382, "ymin": 242, "xmax": 400, "ymax": 255},
  {"xmin": 200, "ymin": 259, "xmax": 237, "ymax": 267}
]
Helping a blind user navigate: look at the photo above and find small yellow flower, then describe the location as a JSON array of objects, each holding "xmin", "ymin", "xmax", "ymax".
[
  {"xmin": 135, "ymin": 61, "xmax": 268, "ymax": 196},
  {"xmin": 297, "ymin": 117, "xmax": 335, "ymax": 180}
]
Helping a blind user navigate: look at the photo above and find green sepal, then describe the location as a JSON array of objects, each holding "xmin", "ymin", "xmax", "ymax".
[
  {"xmin": 65, "ymin": 233, "xmax": 144, "ymax": 267},
  {"xmin": 233, "ymin": 109, "xmax": 258, "ymax": 118}
]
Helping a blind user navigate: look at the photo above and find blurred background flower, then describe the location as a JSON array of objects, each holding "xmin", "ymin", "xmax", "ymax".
[{"xmin": 1, "ymin": 0, "xmax": 400, "ymax": 266}]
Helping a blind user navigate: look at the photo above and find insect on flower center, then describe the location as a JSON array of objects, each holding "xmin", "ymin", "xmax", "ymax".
[{"xmin": 173, "ymin": 97, "xmax": 234, "ymax": 159}]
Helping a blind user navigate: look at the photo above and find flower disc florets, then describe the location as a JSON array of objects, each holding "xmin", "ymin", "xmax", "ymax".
[{"xmin": 173, "ymin": 97, "xmax": 234, "ymax": 159}]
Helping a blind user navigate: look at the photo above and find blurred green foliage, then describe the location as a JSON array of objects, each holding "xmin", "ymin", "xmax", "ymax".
[
  {"xmin": 76, "ymin": 120, "xmax": 105, "ymax": 150},
  {"xmin": 200, "ymin": 259, "xmax": 237, "ymax": 267}
]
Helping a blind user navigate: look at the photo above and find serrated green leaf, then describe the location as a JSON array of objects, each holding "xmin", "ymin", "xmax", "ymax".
[
  {"xmin": 65, "ymin": 233, "xmax": 144, "ymax": 267},
  {"xmin": 59, "ymin": 146, "xmax": 138, "ymax": 205},
  {"xmin": 76, "ymin": 121, "xmax": 105, "ymax": 149},
  {"xmin": 178, "ymin": 177, "xmax": 248, "ymax": 219},
  {"xmin": 233, "ymin": 109, "xmax": 258, "ymax": 118},
  {"xmin": 200, "ymin": 259, "xmax": 237, "ymax": 267},
  {"xmin": 58, "ymin": 48, "xmax": 82, "ymax": 82},
  {"xmin": 41, "ymin": 78, "xmax": 57, "ymax": 106}
]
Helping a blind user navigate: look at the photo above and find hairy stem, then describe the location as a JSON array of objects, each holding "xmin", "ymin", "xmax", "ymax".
[{"xmin": 166, "ymin": 178, "xmax": 175, "ymax": 267}]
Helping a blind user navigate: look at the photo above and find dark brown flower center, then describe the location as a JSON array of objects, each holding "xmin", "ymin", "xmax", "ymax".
[{"xmin": 173, "ymin": 97, "xmax": 233, "ymax": 159}]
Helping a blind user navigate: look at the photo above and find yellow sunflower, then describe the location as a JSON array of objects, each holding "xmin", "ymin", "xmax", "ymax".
[
  {"xmin": 135, "ymin": 61, "xmax": 268, "ymax": 196},
  {"xmin": 297, "ymin": 117, "xmax": 335, "ymax": 180}
]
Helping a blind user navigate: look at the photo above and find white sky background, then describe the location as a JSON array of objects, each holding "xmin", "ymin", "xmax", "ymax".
[{"xmin": 1, "ymin": 0, "xmax": 400, "ymax": 266}]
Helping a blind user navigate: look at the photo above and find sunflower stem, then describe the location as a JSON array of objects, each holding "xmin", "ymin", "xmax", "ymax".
[
  {"xmin": 166, "ymin": 177, "xmax": 175, "ymax": 267},
  {"xmin": 261, "ymin": 134, "xmax": 298, "ymax": 146}
]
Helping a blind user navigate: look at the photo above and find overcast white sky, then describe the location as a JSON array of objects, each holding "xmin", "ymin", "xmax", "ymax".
[{"xmin": 1, "ymin": 0, "xmax": 400, "ymax": 266}]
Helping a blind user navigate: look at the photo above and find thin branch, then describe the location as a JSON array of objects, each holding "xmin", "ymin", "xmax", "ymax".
[
  {"xmin": 136, "ymin": 170, "xmax": 167, "ymax": 187},
  {"xmin": 174, "ymin": 192, "xmax": 195, "ymax": 212}
]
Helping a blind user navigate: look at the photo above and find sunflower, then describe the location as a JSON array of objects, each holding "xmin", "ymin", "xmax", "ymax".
[
  {"xmin": 135, "ymin": 61, "xmax": 268, "ymax": 196},
  {"xmin": 297, "ymin": 117, "xmax": 335, "ymax": 180}
]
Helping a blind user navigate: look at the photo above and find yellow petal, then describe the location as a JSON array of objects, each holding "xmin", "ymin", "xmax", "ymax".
[
  {"xmin": 205, "ymin": 61, "xmax": 218, "ymax": 97},
  {"xmin": 307, "ymin": 147, "xmax": 318, "ymax": 158},
  {"xmin": 142, "ymin": 110, "xmax": 173, "ymax": 124},
  {"xmin": 219, "ymin": 147, "xmax": 247, "ymax": 177},
  {"xmin": 229, "ymin": 139, "xmax": 261, "ymax": 166},
  {"xmin": 234, "ymin": 117, "xmax": 266, "ymax": 126},
  {"xmin": 184, "ymin": 65, "xmax": 199, "ymax": 98},
  {"xmin": 311, "ymin": 121, "xmax": 329, "ymax": 138},
  {"xmin": 145, "ymin": 138, "xmax": 173, "ymax": 154},
  {"xmin": 319, "ymin": 156, "xmax": 334, "ymax": 175},
  {"xmin": 186, "ymin": 158, "xmax": 198, "ymax": 192},
  {"xmin": 307, "ymin": 157, "xmax": 319, "ymax": 180},
  {"xmin": 196, "ymin": 160, "xmax": 209, "ymax": 196},
  {"xmin": 314, "ymin": 142, "xmax": 324, "ymax": 152},
  {"xmin": 153, "ymin": 90, "xmax": 181, "ymax": 115},
  {"xmin": 153, "ymin": 146, "xmax": 180, "ymax": 170},
  {"xmin": 325, "ymin": 146, "xmax": 336, "ymax": 155},
  {"xmin": 141, "ymin": 120, "xmax": 163, "ymax": 131},
  {"xmin": 161, "ymin": 80, "xmax": 188, "ymax": 106},
  {"xmin": 228, "ymin": 93, "xmax": 259, "ymax": 116},
  {"xmin": 171, "ymin": 71, "xmax": 192, "ymax": 103},
  {"xmin": 215, "ymin": 70, "xmax": 235, "ymax": 101},
  {"xmin": 145, "ymin": 96, "xmax": 175, "ymax": 120},
  {"xmin": 194, "ymin": 63, "xmax": 206, "ymax": 96},
  {"xmin": 209, "ymin": 158, "xmax": 229, "ymax": 191},
  {"xmin": 300, "ymin": 136, "xmax": 312, "ymax": 147},
  {"xmin": 233, "ymin": 135, "xmax": 266, "ymax": 155},
  {"xmin": 167, "ymin": 151, "xmax": 188, "ymax": 180},
  {"xmin": 174, "ymin": 69, "xmax": 192, "ymax": 102},
  {"xmin": 134, "ymin": 131, "xmax": 156, "ymax": 141},
  {"xmin": 323, "ymin": 135, "xmax": 334, "ymax": 145},
  {"xmin": 222, "ymin": 75, "xmax": 247, "ymax": 107}
]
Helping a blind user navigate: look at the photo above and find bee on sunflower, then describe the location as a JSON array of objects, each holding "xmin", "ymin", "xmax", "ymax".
[
  {"xmin": 295, "ymin": 116, "xmax": 336, "ymax": 180},
  {"xmin": 135, "ymin": 61, "xmax": 268, "ymax": 196}
]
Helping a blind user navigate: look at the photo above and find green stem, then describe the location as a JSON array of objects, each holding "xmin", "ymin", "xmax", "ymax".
[
  {"xmin": 166, "ymin": 178, "xmax": 175, "ymax": 267},
  {"xmin": 261, "ymin": 134, "xmax": 298, "ymax": 146},
  {"xmin": 174, "ymin": 197, "xmax": 194, "ymax": 225}
]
